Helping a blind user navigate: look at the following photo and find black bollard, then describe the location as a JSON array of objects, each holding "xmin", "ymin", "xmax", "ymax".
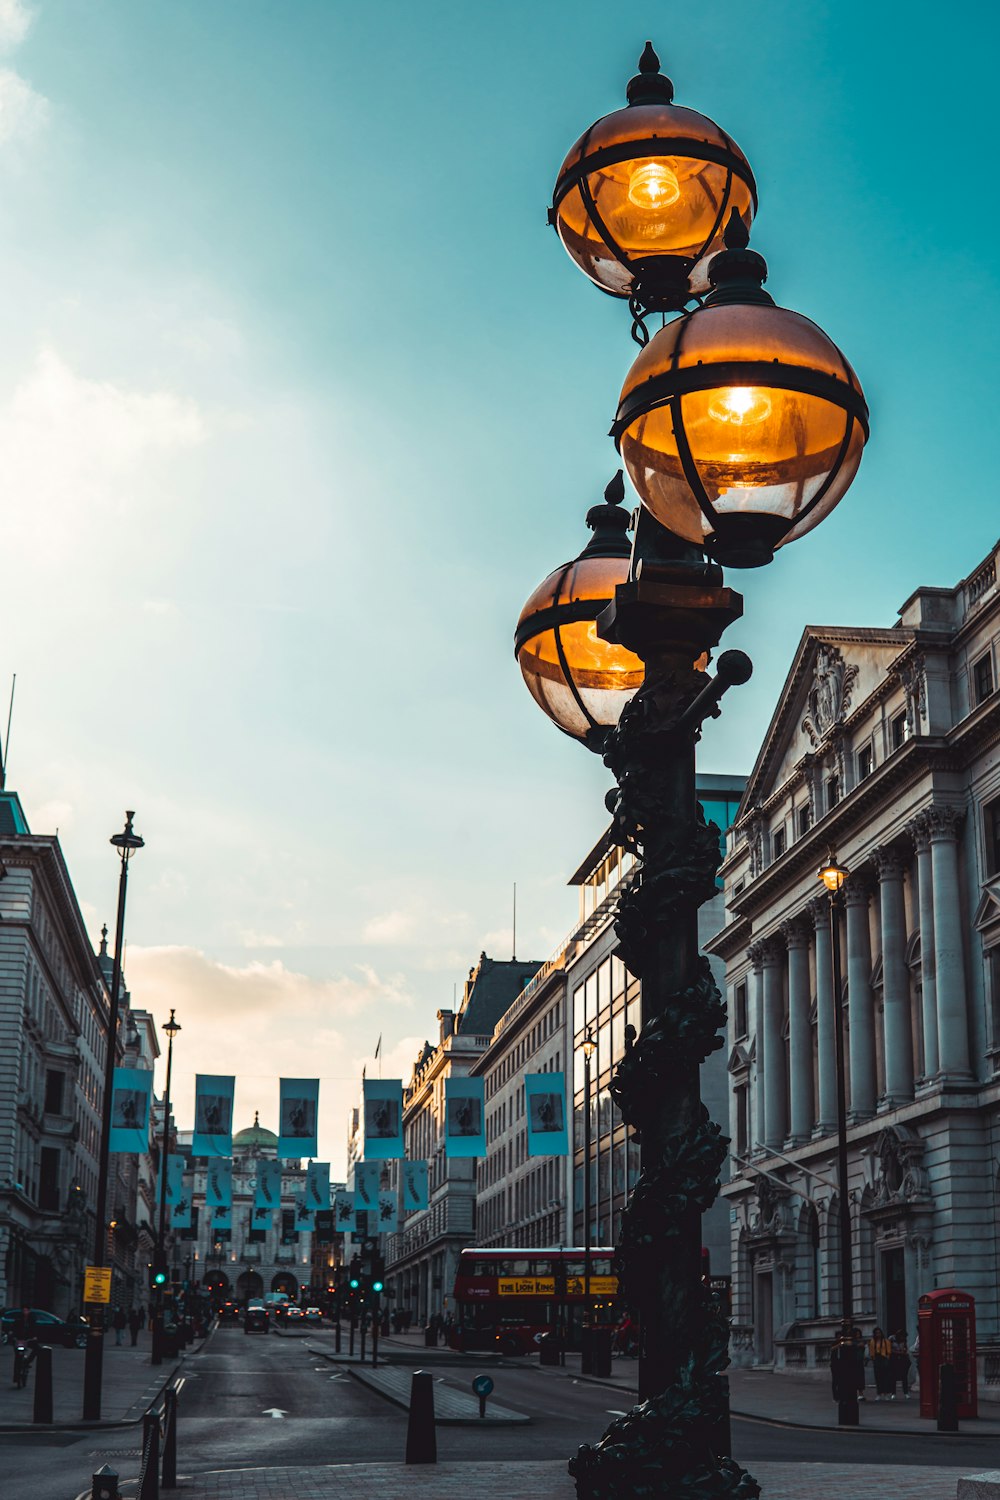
[
  {"xmin": 405, "ymin": 1370, "xmax": 436, "ymax": 1464},
  {"xmin": 161, "ymin": 1387, "xmax": 177, "ymax": 1489},
  {"xmin": 937, "ymin": 1362, "xmax": 959, "ymax": 1432},
  {"xmin": 33, "ymin": 1344, "xmax": 53, "ymax": 1424},
  {"xmin": 335, "ymin": 1317, "xmax": 341, "ymax": 1354},
  {"xmin": 141, "ymin": 1408, "xmax": 160, "ymax": 1500},
  {"xmin": 91, "ymin": 1464, "xmax": 120, "ymax": 1500},
  {"xmin": 360, "ymin": 1317, "xmax": 367, "ymax": 1363}
]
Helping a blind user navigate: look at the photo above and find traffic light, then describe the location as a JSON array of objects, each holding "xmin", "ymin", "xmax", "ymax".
[
  {"xmin": 349, "ymin": 1254, "xmax": 361, "ymax": 1290},
  {"xmin": 149, "ymin": 1248, "xmax": 168, "ymax": 1291},
  {"xmin": 371, "ymin": 1252, "xmax": 385, "ymax": 1296}
]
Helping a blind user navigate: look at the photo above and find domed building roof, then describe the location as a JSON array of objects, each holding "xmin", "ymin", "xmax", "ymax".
[{"xmin": 232, "ymin": 1111, "xmax": 277, "ymax": 1150}]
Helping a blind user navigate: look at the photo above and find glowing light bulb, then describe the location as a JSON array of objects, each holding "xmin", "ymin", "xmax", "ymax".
[
  {"xmin": 708, "ymin": 387, "xmax": 772, "ymax": 426},
  {"xmin": 627, "ymin": 161, "xmax": 681, "ymax": 212}
]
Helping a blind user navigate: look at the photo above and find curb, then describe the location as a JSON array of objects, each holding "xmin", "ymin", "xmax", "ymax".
[
  {"xmin": 309, "ymin": 1344, "xmax": 530, "ymax": 1425},
  {"xmin": 0, "ymin": 1324, "xmax": 216, "ymax": 1436}
]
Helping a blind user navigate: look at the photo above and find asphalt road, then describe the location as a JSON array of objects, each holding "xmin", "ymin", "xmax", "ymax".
[{"xmin": 2, "ymin": 1326, "xmax": 997, "ymax": 1500}]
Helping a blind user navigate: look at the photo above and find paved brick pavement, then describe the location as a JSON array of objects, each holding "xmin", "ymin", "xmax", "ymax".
[
  {"xmin": 0, "ymin": 1336, "xmax": 186, "ymax": 1429},
  {"xmin": 86, "ymin": 1459, "xmax": 964, "ymax": 1499}
]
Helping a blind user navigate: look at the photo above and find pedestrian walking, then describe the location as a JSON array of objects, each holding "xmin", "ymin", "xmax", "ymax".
[
  {"xmin": 868, "ymin": 1326, "xmax": 893, "ymax": 1399},
  {"xmin": 851, "ymin": 1327, "xmax": 866, "ymax": 1400},
  {"xmin": 113, "ymin": 1306, "xmax": 127, "ymax": 1346},
  {"xmin": 128, "ymin": 1307, "xmax": 141, "ymax": 1347},
  {"xmin": 890, "ymin": 1330, "xmax": 912, "ymax": 1398}
]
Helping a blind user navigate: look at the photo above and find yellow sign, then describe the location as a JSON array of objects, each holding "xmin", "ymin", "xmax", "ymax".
[
  {"xmin": 83, "ymin": 1267, "xmax": 112, "ymax": 1304},
  {"xmin": 566, "ymin": 1276, "xmax": 618, "ymax": 1297},
  {"xmin": 498, "ymin": 1277, "xmax": 555, "ymax": 1297}
]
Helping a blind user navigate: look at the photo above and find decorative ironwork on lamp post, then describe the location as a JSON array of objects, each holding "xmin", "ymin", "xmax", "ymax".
[
  {"xmin": 515, "ymin": 42, "xmax": 870, "ymax": 1500},
  {"xmin": 83, "ymin": 812, "xmax": 144, "ymax": 1422}
]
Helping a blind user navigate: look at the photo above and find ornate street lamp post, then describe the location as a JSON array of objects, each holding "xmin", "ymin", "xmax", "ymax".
[
  {"xmin": 515, "ymin": 44, "xmax": 870, "ymax": 1499},
  {"xmin": 152, "ymin": 1008, "xmax": 181, "ymax": 1366},
  {"xmin": 818, "ymin": 853, "xmax": 858, "ymax": 1426},
  {"xmin": 582, "ymin": 1027, "xmax": 597, "ymax": 1353},
  {"xmin": 83, "ymin": 812, "xmax": 144, "ymax": 1422}
]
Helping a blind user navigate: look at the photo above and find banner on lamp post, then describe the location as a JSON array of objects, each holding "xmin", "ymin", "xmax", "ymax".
[
  {"xmin": 212, "ymin": 1206, "xmax": 232, "ymax": 1233},
  {"xmin": 305, "ymin": 1161, "xmax": 330, "ymax": 1210},
  {"xmin": 377, "ymin": 1189, "xmax": 398, "ymax": 1234},
  {"xmin": 334, "ymin": 1191, "xmax": 354, "ymax": 1234},
  {"xmin": 278, "ymin": 1078, "xmax": 319, "ymax": 1158},
  {"xmin": 165, "ymin": 1154, "xmax": 186, "ymax": 1205},
  {"xmin": 362, "ymin": 1079, "xmax": 404, "ymax": 1159},
  {"xmin": 205, "ymin": 1160, "xmax": 233, "ymax": 1209},
  {"xmin": 170, "ymin": 1192, "xmax": 192, "ymax": 1231},
  {"xmin": 192, "ymin": 1075, "xmax": 235, "ymax": 1157},
  {"xmin": 525, "ymin": 1072, "xmax": 569, "ymax": 1156},
  {"xmin": 108, "ymin": 1068, "xmax": 153, "ymax": 1154},
  {"xmin": 444, "ymin": 1077, "xmax": 486, "ymax": 1157},
  {"xmin": 254, "ymin": 1158, "xmax": 282, "ymax": 1210},
  {"xmin": 401, "ymin": 1159, "xmax": 428, "ymax": 1212},
  {"xmin": 353, "ymin": 1160, "xmax": 379, "ymax": 1211}
]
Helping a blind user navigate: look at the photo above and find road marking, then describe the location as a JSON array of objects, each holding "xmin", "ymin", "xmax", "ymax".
[
  {"xmin": 261, "ymin": 1408, "xmax": 287, "ymax": 1418},
  {"xmin": 607, "ymin": 1409, "xmax": 627, "ymax": 1416}
]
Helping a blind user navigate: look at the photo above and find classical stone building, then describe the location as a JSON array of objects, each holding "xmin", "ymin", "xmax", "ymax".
[
  {"xmin": 708, "ymin": 540, "xmax": 1000, "ymax": 1373},
  {"xmin": 383, "ymin": 952, "xmax": 540, "ymax": 1323},
  {"xmin": 0, "ymin": 789, "xmax": 115, "ymax": 1315}
]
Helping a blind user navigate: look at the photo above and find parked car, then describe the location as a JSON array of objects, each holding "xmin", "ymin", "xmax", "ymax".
[
  {"xmin": 0, "ymin": 1308, "xmax": 89, "ymax": 1349},
  {"xmin": 244, "ymin": 1302, "xmax": 269, "ymax": 1335},
  {"xmin": 283, "ymin": 1305, "xmax": 304, "ymax": 1324},
  {"xmin": 303, "ymin": 1307, "xmax": 323, "ymax": 1324}
]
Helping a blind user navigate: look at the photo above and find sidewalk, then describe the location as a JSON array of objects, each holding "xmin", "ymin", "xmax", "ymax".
[
  {"xmin": 82, "ymin": 1458, "xmax": 965, "ymax": 1499},
  {"xmin": 0, "ymin": 1331, "xmax": 191, "ymax": 1430}
]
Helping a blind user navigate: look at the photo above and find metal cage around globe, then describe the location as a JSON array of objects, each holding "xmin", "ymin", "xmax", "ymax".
[
  {"xmin": 612, "ymin": 221, "xmax": 869, "ymax": 567},
  {"xmin": 549, "ymin": 43, "xmax": 757, "ymax": 310},
  {"xmin": 515, "ymin": 477, "xmax": 644, "ymax": 750}
]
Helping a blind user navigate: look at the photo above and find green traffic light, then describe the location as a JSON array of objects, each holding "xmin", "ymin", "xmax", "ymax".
[
  {"xmin": 349, "ymin": 1277, "xmax": 359, "ymax": 1289},
  {"xmin": 372, "ymin": 1280, "xmax": 383, "ymax": 1293},
  {"xmin": 153, "ymin": 1271, "xmax": 166, "ymax": 1285}
]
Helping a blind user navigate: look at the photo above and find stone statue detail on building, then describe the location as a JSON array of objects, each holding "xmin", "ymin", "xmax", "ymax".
[
  {"xmin": 872, "ymin": 1124, "xmax": 929, "ymax": 1206},
  {"xmin": 801, "ymin": 643, "xmax": 860, "ymax": 747}
]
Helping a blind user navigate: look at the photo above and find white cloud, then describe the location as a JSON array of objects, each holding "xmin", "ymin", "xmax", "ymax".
[
  {"xmin": 0, "ymin": 349, "xmax": 204, "ymax": 554},
  {"xmin": 362, "ymin": 908, "xmax": 417, "ymax": 944},
  {"xmin": 361, "ymin": 899, "xmax": 470, "ymax": 947},
  {"xmin": 0, "ymin": 64, "xmax": 47, "ymax": 146},
  {"xmin": 0, "ymin": 1, "xmax": 32, "ymax": 53}
]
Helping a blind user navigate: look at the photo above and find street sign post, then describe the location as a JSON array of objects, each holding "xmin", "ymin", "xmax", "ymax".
[{"xmin": 472, "ymin": 1373, "xmax": 494, "ymax": 1419}]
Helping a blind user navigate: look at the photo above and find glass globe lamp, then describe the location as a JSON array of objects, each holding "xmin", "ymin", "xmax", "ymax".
[
  {"xmin": 515, "ymin": 474, "xmax": 644, "ymax": 750},
  {"xmin": 550, "ymin": 42, "xmax": 757, "ymax": 311},
  {"xmin": 612, "ymin": 213, "xmax": 869, "ymax": 567}
]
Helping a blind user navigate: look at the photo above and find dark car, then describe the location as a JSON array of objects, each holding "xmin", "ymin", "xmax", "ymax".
[
  {"xmin": 1, "ymin": 1308, "xmax": 89, "ymax": 1348},
  {"xmin": 244, "ymin": 1302, "xmax": 269, "ymax": 1335},
  {"xmin": 218, "ymin": 1300, "xmax": 241, "ymax": 1324}
]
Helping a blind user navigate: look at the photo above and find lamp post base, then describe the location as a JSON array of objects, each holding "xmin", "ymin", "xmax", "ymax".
[
  {"xmin": 838, "ymin": 1396, "xmax": 860, "ymax": 1426},
  {"xmin": 82, "ymin": 1323, "xmax": 104, "ymax": 1421}
]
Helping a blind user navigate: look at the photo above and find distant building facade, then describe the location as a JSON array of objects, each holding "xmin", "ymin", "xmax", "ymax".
[{"xmin": 708, "ymin": 541, "xmax": 1000, "ymax": 1374}]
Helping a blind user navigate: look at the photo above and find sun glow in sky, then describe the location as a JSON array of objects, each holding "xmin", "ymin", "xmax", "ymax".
[{"xmin": 2, "ymin": 0, "xmax": 998, "ymax": 1171}]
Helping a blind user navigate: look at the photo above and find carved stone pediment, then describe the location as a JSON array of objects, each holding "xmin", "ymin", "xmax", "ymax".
[
  {"xmin": 801, "ymin": 644, "xmax": 860, "ymax": 748},
  {"xmin": 728, "ymin": 1043, "xmax": 751, "ymax": 1075},
  {"xmin": 749, "ymin": 1175, "xmax": 792, "ymax": 1237}
]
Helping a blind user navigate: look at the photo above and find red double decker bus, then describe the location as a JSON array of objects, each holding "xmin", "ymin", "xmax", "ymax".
[{"xmin": 451, "ymin": 1246, "xmax": 619, "ymax": 1355}]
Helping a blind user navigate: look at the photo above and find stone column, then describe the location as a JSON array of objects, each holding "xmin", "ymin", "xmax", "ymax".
[
  {"xmin": 809, "ymin": 896, "xmax": 837, "ymax": 1133},
  {"xmin": 782, "ymin": 918, "xmax": 814, "ymax": 1143},
  {"xmin": 844, "ymin": 874, "xmax": 876, "ymax": 1119},
  {"xmin": 748, "ymin": 943, "xmax": 766, "ymax": 1152},
  {"xmin": 761, "ymin": 938, "xmax": 787, "ymax": 1151},
  {"xmin": 928, "ymin": 805, "xmax": 972, "ymax": 1078},
  {"xmin": 872, "ymin": 845, "xmax": 914, "ymax": 1104},
  {"xmin": 909, "ymin": 813, "xmax": 938, "ymax": 1079}
]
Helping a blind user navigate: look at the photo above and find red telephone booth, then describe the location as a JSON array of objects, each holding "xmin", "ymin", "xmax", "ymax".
[{"xmin": 918, "ymin": 1289, "xmax": 977, "ymax": 1419}]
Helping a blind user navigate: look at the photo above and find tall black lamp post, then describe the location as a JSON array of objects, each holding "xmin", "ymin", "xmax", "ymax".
[
  {"xmin": 818, "ymin": 853, "xmax": 858, "ymax": 1425},
  {"xmin": 83, "ymin": 812, "xmax": 144, "ymax": 1422},
  {"xmin": 582, "ymin": 1027, "xmax": 596, "ymax": 1338},
  {"xmin": 151, "ymin": 1008, "xmax": 181, "ymax": 1366},
  {"xmin": 516, "ymin": 43, "xmax": 870, "ymax": 1500}
]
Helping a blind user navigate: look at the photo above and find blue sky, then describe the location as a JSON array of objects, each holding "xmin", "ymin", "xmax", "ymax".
[{"xmin": 2, "ymin": 0, "xmax": 998, "ymax": 1170}]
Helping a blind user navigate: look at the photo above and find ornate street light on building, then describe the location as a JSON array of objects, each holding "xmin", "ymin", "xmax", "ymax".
[
  {"xmin": 515, "ymin": 43, "xmax": 870, "ymax": 1500},
  {"xmin": 83, "ymin": 812, "xmax": 144, "ymax": 1422},
  {"xmin": 152, "ymin": 1008, "xmax": 181, "ymax": 1366},
  {"xmin": 817, "ymin": 851, "xmax": 858, "ymax": 1426}
]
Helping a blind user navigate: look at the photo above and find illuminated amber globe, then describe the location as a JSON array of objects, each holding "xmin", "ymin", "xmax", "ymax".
[
  {"xmin": 515, "ymin": 475, "xmax": 644, "ymax": 750},
  {"xmin": 550, "ymin": 42, "xmax": 757, "ymax": 310},
  {"xmin": 612, "ymin": 214, "xmax": 869, "ymax": 567}
]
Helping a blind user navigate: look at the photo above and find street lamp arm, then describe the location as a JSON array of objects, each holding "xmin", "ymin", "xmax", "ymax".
[{"xmin": 745, "ymin": 1144, "xmax": 839, "ymax": 1193}]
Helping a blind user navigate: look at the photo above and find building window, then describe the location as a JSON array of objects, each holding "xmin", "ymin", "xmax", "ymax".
[
  {"xmin": 857, "ymin": 744, "xmax": 873, "ymax": 781},
  {"xmin": 39, "ymin": 1147, "xmax": 60, "ymax": 1212},
  {"xmin": 44, "ymin": 1070, "xmax": 65, "ymax": 1115},
  {"xmin": 797, "ymin": 803, "xmax": 812, "ymax": 837},
  {"xmin": 985, "ymin": 796, "xmax": 1000, "ymax": 878},
  {"xmin": 974, "ymin": 651, "xmax": 995, "ymax": 706},
  {"xmin": 891, "ymin": 711, "xmax": 909, "ymax": 751},
  {"xmin": 826, "ymin": 775, "xmax": 840, "ymax": 812},
  {"xmin": 734, "ymin": 1084, "xmax": 749, "ymax": 1159},
  {"xmin": 772, "ymin": 827, "xmax": 786, "ymax": 860},
  {"xmin": 733, "ymin": 981, "xmax": 748, "ymax": 1040}
]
